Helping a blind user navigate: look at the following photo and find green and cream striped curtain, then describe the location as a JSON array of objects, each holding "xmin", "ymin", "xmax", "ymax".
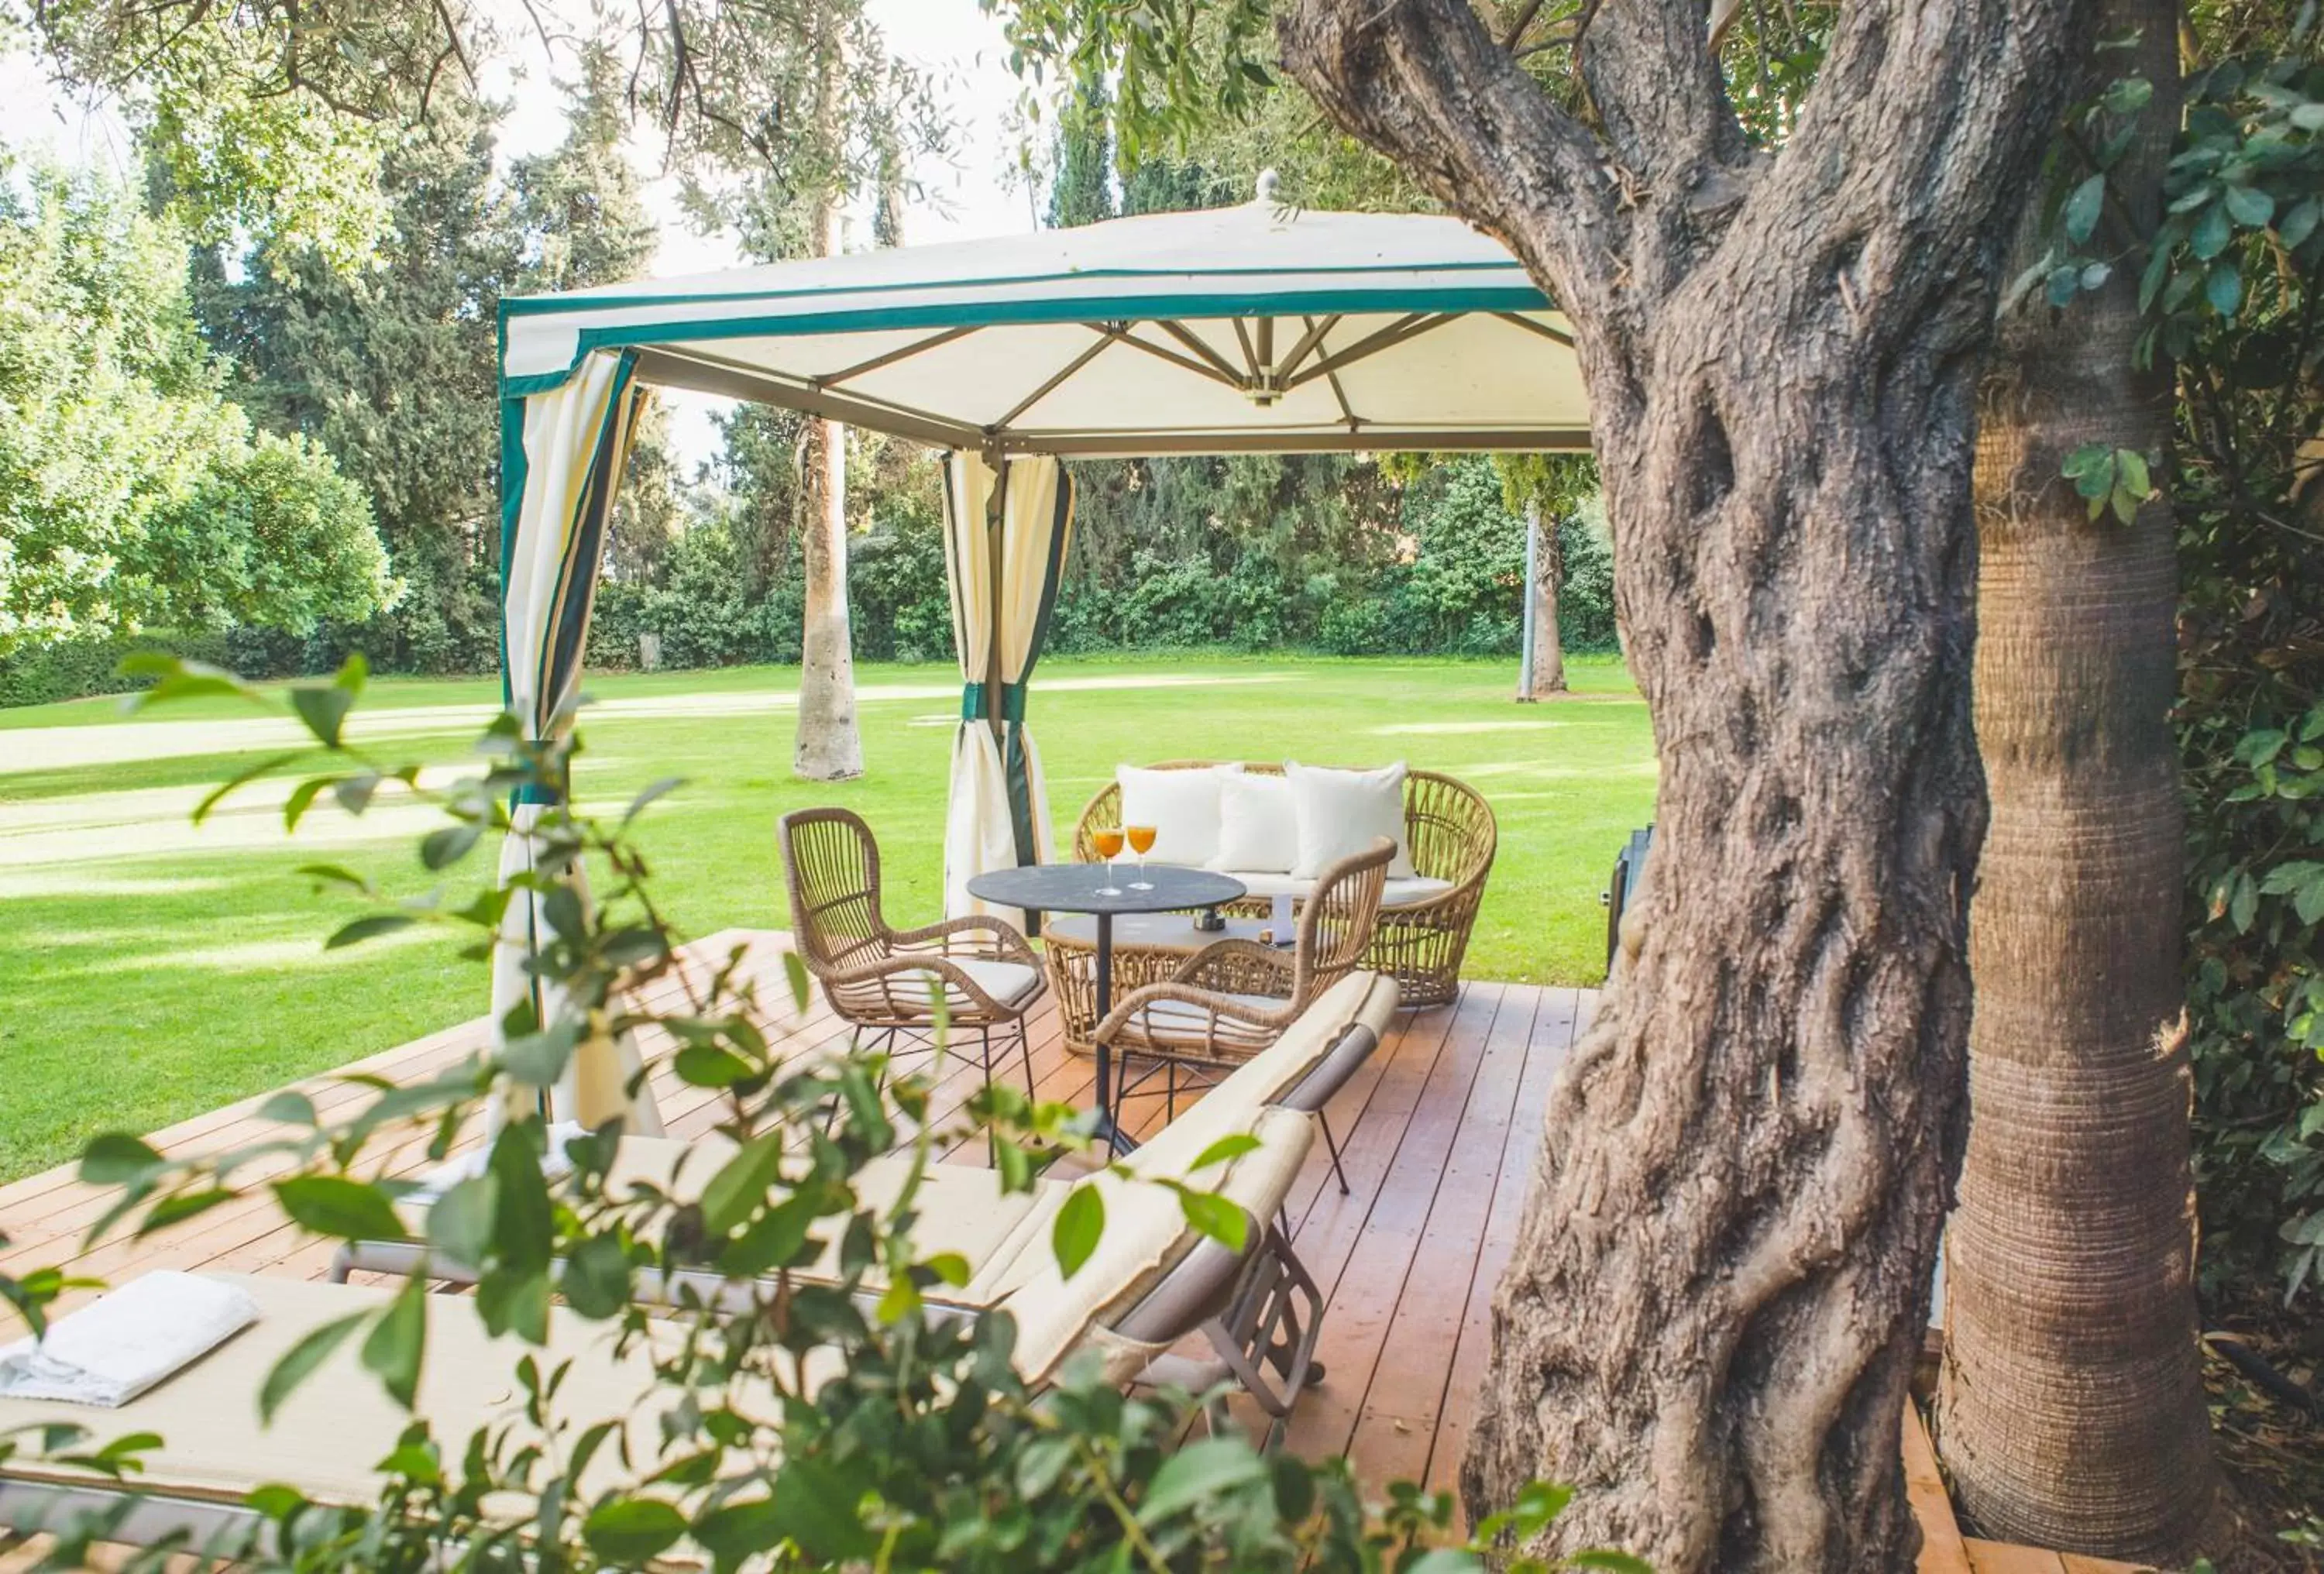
[
  {"xmin": 940, "ymin": 452, "xmax": 1074, "ymax": 921},
  {"xmin": 492, "ymin": 349, "xmax": 665, "ymax": 1136}
]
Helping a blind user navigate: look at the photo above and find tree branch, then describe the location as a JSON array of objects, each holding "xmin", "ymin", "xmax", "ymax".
[{"xmin": 1276, "ymin": 0, "xmax": 1623, "ymax": 336}]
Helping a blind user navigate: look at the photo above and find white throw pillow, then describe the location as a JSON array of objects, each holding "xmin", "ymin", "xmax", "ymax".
[
  {"xmin": 1286, "ymin": 761, "xmax": 1415, "ymax": 879},
  {"xmin": 1116, "ymin": 765, "xmax": 1235, "ymax": 868},
  {"xmin": 1212, "ymin": 772, "xmax": 1300, "ymax": 875}
]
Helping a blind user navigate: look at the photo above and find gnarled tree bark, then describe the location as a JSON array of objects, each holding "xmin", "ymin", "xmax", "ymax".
[
  {"xmin": 1274, "ymin": 2, "xmax": 2084, "ymax": 1568},
  {"xmin": 1934, "ymin": 1, "xmax": 2229, "ymax": 1560}
]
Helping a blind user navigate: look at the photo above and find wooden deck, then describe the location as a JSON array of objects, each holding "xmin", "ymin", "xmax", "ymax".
[{"xmin": 0, "ymin": 929, "xmax": 2125, "ymax": 1570}]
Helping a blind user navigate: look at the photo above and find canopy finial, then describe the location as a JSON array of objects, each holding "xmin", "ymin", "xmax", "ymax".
[{"xmin": 1254, "ymin": 168, "xmax": 1281, "ymax": 206}]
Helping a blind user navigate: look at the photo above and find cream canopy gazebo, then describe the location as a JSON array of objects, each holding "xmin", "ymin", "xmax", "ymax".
[{"xmin": 494, "ymin": 188, "xmax": 1592, "ymax": 1131}]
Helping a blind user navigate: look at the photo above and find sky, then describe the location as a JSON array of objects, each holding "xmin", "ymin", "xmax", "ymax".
[{"xmin": 0, "ymin": 1, "xmax": 1042, "ymax": 469}]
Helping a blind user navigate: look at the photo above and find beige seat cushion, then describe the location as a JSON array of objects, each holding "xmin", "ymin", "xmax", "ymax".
[
  {"xmin": 944, "ymin": 957, "xmax": 1041, "ymax": 1006},
  {"xmin": 0, "ymin": 1274, "xmax": 837, "ymax": 1513},
  {"xmin": 605, "ymin": 1136, "xmax": 1055, "ymax": 1300},
  {"xmin": 1220, "ymin": 871, "xmax": 1452, "ymax": 907}
]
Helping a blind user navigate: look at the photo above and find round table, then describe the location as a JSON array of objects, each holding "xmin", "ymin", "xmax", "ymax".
[{"xmin": 965, "ymin": 862, "xmax": 1247, "ymax": 1152}]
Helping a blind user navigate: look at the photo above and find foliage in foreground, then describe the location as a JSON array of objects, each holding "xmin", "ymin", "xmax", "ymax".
[{"xmin": 0, "ymin": 655, "xmax": 1642, "ymax": 1572}]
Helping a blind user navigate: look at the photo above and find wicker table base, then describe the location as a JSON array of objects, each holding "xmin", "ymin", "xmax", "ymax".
[{"xmin": 1041, "ymin": 911, "xmax": 1279, "ymax": 1054}]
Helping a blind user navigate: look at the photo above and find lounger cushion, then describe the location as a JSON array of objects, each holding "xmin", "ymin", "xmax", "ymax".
[
  {"xmin": 605, "ymin": 1136, "xmax": 1058, "ymax": 1301},
  {"xmin": 1001, "ymin": 1107, "xmax": 1314, "ymax": 1385},
  {"xmin": 0, "ymin": 1275, "xmax": 833, "ymax": 1513},
  {"xmin": 1129, "ymin": 973, "xmax": 1397, "ymax": 1177}
]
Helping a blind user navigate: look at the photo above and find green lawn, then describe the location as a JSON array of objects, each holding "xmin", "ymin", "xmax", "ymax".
[{"xmin": 0, "ymin": 654, "xmax": 1655, "ymax": 1183}]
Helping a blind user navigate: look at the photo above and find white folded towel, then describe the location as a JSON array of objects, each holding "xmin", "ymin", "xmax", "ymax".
[{"xmin": 0, "ymin": 1272, "xmax": 259, "ymax": 1407}]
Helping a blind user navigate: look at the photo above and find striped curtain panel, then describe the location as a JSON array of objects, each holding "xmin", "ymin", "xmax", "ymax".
[
  {"xmin": 490, "ymin": 349, "xmax": 666, "ymax": 1136},
  {"xmin": 940, "ymin": 452, "xmax": 1075, "ymax": 923}
]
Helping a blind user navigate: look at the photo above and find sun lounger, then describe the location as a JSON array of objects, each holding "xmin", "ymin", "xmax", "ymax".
[{"xmin": 1, "ymin": 1102, "xmax": 1323, "ymax": 1552}]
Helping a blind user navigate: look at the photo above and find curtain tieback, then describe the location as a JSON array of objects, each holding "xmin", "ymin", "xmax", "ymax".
[{"xmin": 959, "ymin": 682, "xmax": 1028, "ymax": 723}]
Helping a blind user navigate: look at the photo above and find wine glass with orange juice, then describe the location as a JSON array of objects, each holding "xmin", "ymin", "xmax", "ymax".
[
  {"xmin": 1092, "ymin": 825, "xmax": 1126, "ymax": 895},
  {"xmin": 1123, "ymin": 823, "xmax": 1157, "ymax": 890}
]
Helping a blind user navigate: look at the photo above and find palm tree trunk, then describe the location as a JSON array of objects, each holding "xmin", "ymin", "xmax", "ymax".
[
  {"xmin": 1934, "ymin": 1, "xmax": 2227, "ymax": 1561},
  {"xmin": 792, "ymin": 0, "xmax": 863, "ymax": 782}
]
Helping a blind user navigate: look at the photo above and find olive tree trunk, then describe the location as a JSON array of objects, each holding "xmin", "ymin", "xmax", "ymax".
[
  {"xmin": 1276, "ymin": 2, "xmax": 2082, "ymax": 1568},
  {"xmin": 793, "ymin": 0, "xmax": 864, "ymax": 783},
  {"xmin": 1934, "ymin": 2, "xmax": 2228, "ymax": 1560}
]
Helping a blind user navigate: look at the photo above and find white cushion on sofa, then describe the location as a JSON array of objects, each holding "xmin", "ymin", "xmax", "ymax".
[
  {"xmin": 1224, "ymin": 871, "xmax": 1453, "ymax": 906},
  {"xmin": 1212, "ymin": 772, "xmax": 1299, "ymax": 875},
  {"xmin": 1118, "ymin": 765, "xmax": 1236, "ymax": 868},
  {"xmin": 1287, "ymin": 761, "xmax": 1415, "ymax": 880}
]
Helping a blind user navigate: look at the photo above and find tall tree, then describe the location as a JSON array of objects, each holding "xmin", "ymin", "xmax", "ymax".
[
  {"xmin": 1935, "ymin": 4, "xmax": 2229, "ymax": 1561},
  {"xmin": 0, "ymin": 154, "xmax": 389, "ymax": 652},
  {"xmin": 792, "ymin": 0, "xmax": 865, "ymax": 782},
  {"xmin": 200, "ymin": 89, "xmax": 521, "ymax": 672},
  {"xmin": 995, "ymin": 0, "xmax": 2089, "ymax": 1565}
]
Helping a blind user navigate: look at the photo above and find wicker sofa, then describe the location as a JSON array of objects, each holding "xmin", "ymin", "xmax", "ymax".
[{"xmin": 1072, "ymin": 761, "xmax": 1497, "ymax": 1007}]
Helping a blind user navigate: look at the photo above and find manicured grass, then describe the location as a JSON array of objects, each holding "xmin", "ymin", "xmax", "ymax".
[{"xmin": 0, "ymin": 654, "xmax": 1654, "ymax": 1182}]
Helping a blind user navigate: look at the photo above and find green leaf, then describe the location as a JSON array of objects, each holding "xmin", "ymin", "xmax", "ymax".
[
  {"xmin": 761, "ymin": 1457, "xmax": 878, "ymax": 1561},
  {"xmin": 1177, "ymin": 1187, "xmax": 1250, "ymax": 1253},
  {"xmin": 1565, "ymin": 1554, "xmax": 1656, "ymax": 1572},
  {"xmin": 288, "ymin": 684, "xmax": 356, "ymax": 749},
  {"xmin": 2223, "ymin": 183, "xmax": 2275, "ymax": 228},
  {"xmin": 1137, "ymin": 1436, "xmax": 1268, "ymax": 1523},
  {"xmin": 559, "ymin": 1230, "xmax": 633, "ymax": 1319},
  {"xmin": 584, "ymin": 1497, "xmax": 689, "ymax": 1564},
  {"xmin": 273, "ymin": 1175, "xmax": 406, "ymax": 1242},
  {"xmin": 326, "ymin": 913, "xmax": 416, "ymax": 950},
  {"xmin": 2205, "ymin": 261, "xmax": 2243, "ymax": 318},
  {"xmin": 699, "ymin": 1132, "xmax": 786, "ymax": 1238},
  {"xmin": 1052, "ymin": 1184, "xmax": 1105, "ymax": 1279},
  {"xmin": 419, "ymin": 822, "xmax": 483, "ymax": 871},
  {"xmin": 427, "ymin": 1174, "xmax": 498, "ymax": 1268},
  {"xmin": 260, "ymin": 1310, "xmax": 366, "ymax": 1422},
  {"xmin": 693, "ymin": 1497, "xmax": 786, "ymax": 1565},
  {"xmin": 620, "ymin": 777, "xmax": 686, "ymax": 827},
  {"xmin": 2284, "ymin": 199, "xmax": 2322, "ymax": 249},
  {"xmin": 135, "ymin": 1187, "xmax": 235, "ymax": 1237},
  {"xmin": 924, "ymin": 1251, "xmax": 971, "ymax": 1288},
  {"xmin": 2191, "ymin": 199, "xmax": 2232, "ymax": 259},
  {"xmin": 79, "ymin": 1134, "xmax": 163, "ymax": 1186},
  {"xmin": 1189, "ymin": 1133, "xmax": 1261, "ymax": 1171},
  {"xmin": 256, "ymin": 1091, "xmax": 318, "ymax": 1126},
  {"xmin": 672, "ymin": 1042, "xmax": 755, "ymax": 1088},
  {"xmin": 487, "ymin": 1128, "xmax": 555, "ymax": 1275},
  {"xmin": 2062, "ymin": 174, "xmax": 2106, "ymax": 245},
  {"xmin": 2100, "ymin": 75, "xmax": 2153, "ymax": 114},
  {"xmin": 2294, "ymin": 102, "xmax": 2324, "ymax": 132},
  {"xmin": 359, "ymin": 1281, "xmax": 426, "ymax": 1409}
]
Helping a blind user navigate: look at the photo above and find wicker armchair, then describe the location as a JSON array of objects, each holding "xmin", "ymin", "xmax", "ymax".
[
  {"xmin": 779, "ymin": 806, "xmax": 1044, "ymax": 1098},
  {"xmin": 1074, "ymin": 763, "xmax": 1496, "ymax": 1007},
  {"xmin": 1094, "ymin": 838, "xmax": 1391, "ymax": 1188}
]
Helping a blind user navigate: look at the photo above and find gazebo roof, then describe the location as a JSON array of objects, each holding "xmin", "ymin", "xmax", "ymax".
[{"xmin": 499, "ymin": 194, "xmax": 1590, "ymax": 457}]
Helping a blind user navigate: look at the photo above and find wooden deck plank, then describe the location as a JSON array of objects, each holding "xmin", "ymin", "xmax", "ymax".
[
  {"xmin": 1342, "ymin": 981, "xmax": 1545, "ymax": 1486},
  {"xmin": 1281, "ymin": 983, "xmax": 1511, "ymax": 1459},
  {"xmin": 1425, "ymin": 983, "xmax": 1584, "ymax": 1493},
  {"xmin": 1906, "ymin": 1403, "xmax": 1975, "ymax": 1574}
]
